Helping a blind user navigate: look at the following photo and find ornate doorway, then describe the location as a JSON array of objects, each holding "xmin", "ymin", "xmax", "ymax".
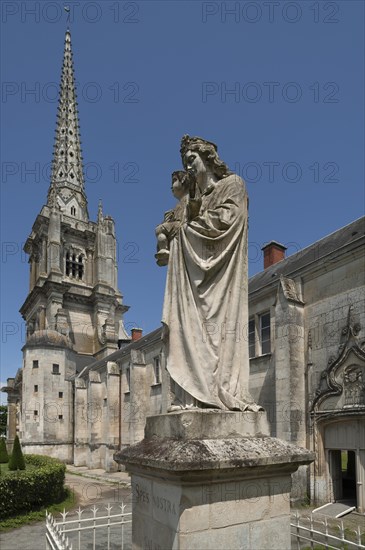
[{"xmin": 310, "ymin": 307, "xmax": 365, "ymax": 513}]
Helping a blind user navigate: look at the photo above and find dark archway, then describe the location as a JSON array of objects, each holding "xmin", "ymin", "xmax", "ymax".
[{"xmin": 329, "ymin": 449, "xmax": 357, "ymax": 506}]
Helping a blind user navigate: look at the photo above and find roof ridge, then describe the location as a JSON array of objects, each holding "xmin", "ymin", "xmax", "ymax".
[{"xmin": 249, "ymin": 216, "xmax": 365, "ymax": 283}]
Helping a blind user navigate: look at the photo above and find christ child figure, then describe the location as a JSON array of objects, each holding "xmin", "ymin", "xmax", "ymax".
[{"xmin": 155, "ymin": 170, "xmax": 189, "ymax": 266}]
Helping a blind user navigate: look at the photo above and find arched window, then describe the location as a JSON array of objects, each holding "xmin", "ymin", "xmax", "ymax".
[
  {"xmin": 78, "ymin": 255, "xmax": 84, "ymax": 279},
  {"xmin": 72, "ymin": 253, "xmax": 77, "ymax": 277},
  {"xmin": 65, "ymin": 250, "xmax": 84, "ymax": 280},
  {"xmin": 65, "ymin": 251, "xmax": 71, "ymax": 275},
  {"xmin": 70, "ymin": 206, "xmax": 76, "ymax": 216}
]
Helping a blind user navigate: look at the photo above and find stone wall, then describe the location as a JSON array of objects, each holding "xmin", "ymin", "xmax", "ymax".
[{"xmin": 21, "ymin": 345, "xmax": 75, "ymax": 460}]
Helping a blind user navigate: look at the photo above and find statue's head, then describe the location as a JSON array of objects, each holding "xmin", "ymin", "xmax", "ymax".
[
  {"xmin": 171, "ymin": 170, "xmax": 188, "ymax": 200},
  {"xmin": 180, "ymin": 135, "xmax": 231, "ymax": 181}
]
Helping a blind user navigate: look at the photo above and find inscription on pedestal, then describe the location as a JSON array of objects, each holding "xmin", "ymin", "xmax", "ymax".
[
  {"xmin": 133, "ymin": 475, "xmax": 181, "ymax": 538},
  {"xmin": 152, "ymin": 495, "xmax": 177, "ymax": 515},
  {"xmin": 134, "ymin": 479, "xmax": 179, "ymax": 515}
]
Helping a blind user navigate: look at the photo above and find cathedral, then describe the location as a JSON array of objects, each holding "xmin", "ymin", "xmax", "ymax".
[
  {"xmin": 3, "ymin": 30, "xmax": 131, "ymax": 465},
  {"xmin": 3, "ymin": 31, "xmax": 365, "ymax": 513}
]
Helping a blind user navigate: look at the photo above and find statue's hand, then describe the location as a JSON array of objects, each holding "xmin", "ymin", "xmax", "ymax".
[{"xmin": 187, "ymin": 174, "xmax": 196, "ymax": 198}]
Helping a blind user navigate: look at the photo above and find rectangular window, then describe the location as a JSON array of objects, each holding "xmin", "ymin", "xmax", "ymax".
[
  {"xmin": 34, "ymin": 385, "xmax": 38, "ymax": 393},
  {"xmin": 153, "ymin": 356, "xmax": 161, "ymax": 384},
  {"xmin": 33, "ymin": 360, "xmax": 39, "ymax": 369},
  {"xmin": 59, "ymin": 392, "xmax": 63, "ymax": 398},
  {"xmin": 248, "ymin": 319, "xmax": 256, "ymax": 358},
  {"xmin": 34, "ymin": 410, "xmax": 38, "ymax": 416},
  {"xmin": 58, "ymin": 414, "xmax": 63, "ymax": 420},
  {"xmin": 260, "ymin": 312, "xmax": 271, "ymax": 355},
  {"xmin": 52, "ymin": 364, "xmax": 60, "ymax": 375},
  {"xmin": 126, "ymin": 367, "xmax": 131, "ymax": 391}
]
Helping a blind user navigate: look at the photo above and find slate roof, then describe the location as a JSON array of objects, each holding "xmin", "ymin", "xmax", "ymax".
[
  {"xmin": 248, "ymin": 216, "xmax": 365, "ymax": 295},
  {"xmin": 75, "ymin": 327, "xmax": 162, "ymax": 379}
]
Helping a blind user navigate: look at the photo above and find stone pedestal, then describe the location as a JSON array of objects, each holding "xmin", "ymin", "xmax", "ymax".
[{"xmin": 115, "ymin": 410, "xmax": 314, "ymax": 550}]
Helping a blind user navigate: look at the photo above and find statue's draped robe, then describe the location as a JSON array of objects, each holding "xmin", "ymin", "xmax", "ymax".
[{"xmin": 162, "ymin": 174, "xmax": 256, "ymax": 410}]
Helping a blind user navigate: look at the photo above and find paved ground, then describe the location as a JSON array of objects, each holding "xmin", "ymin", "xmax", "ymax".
[
  {"xmin": 66, "ymin": 465, "xmax": 131, "ymax": 489},
  {"xmin": 0, "ymin": 467, "xmax": 132, "ymax": 550}
]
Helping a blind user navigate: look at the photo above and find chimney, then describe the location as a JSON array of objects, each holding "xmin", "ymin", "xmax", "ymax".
[
  {"xmin": 261, "ymin": 241, "xmax": 287, "ymax": 269},
  {"xmin": 131, "ymin": 328, "xmax": 143, "ymax": 342}
]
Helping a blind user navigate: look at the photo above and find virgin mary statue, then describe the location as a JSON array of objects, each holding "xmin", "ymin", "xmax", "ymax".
[{"xmin": 160, "ymin": 135, "xmax": 262, "ymax": 412}]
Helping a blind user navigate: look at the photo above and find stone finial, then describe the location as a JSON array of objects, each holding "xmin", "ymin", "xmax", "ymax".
[{"xmin": 97, "ymin": 199, "xmax": 104, "ymax": 224}]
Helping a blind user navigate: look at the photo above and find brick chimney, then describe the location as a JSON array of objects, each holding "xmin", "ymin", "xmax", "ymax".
[
  {"xmin": 131, "ymin": 328, "xmax": 143, "ymax": 341},
  {"xmin": 262, "ymin": 241, "xmax": 287, "ymax": 269}
]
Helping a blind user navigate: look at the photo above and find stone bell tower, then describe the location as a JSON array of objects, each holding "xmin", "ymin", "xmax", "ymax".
[{"xmin": 17, "ymin": 30, "xmax": 130, "ymax": 461}]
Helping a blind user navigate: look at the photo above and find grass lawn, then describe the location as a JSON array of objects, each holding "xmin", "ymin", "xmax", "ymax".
[{"xmin": 0, "ymin": 487, "xmax": 76, "ymax": 532}]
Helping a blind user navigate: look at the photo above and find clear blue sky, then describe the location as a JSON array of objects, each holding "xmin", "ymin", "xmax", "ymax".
[{"xmin": 1, "ymin": 1, "xmax": 364, "ymax": 394}]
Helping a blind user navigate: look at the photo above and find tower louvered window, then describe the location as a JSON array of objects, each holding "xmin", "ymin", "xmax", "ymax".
[{"xmin": 65, "ymin": 251, "xmax": 84, "ymax": 279}]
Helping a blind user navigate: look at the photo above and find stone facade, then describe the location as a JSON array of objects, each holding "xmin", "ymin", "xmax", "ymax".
[
  {"xmin": 246, "ymin": 218, "xmax": 365, "ymax": 511},
  {"xmin": 73, "ymin": 329, "xmax": 164, "ymax": 471}
]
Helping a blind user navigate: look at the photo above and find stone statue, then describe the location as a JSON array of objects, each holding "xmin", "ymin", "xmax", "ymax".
[
  {"xmin": 157, "ymin": 135, "xmax": 263, "ymax": 412},
  {"xmin": 155, "ymin": 171, "xmax": 189, "ymax": 266}
]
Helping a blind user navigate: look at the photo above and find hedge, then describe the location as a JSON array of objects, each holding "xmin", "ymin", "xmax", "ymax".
[
  {"xmin": 8, "ymin": 435, "xmax": 25, "ymax": 470},
  {"xmin": 0, "ymin": 439, "xmax": 8, "ymax": 463},
  {"xmin": 0, "ymin": 454, "xmax": 66, "ymax": 519}
]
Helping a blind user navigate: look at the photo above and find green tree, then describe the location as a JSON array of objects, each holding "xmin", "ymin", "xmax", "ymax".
[
  {"xmin": 0, "ymin": 405, "xmax": 7, "ymax": 437},
  {"xmin": 8, "ymin": 435, "xmax": 25, "ymax": 471},
  {"xmin": 0, "ymin": 438, "xmax": 9, "ymax": 463}
]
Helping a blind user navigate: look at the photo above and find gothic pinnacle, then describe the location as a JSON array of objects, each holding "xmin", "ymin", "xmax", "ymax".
[
  {"xmin": 97, "ymin": 199, "xmax": 104, "ymax": 224},
  {"xmin": 47, "ymin": 29, "xmax": 89, "ymax": 221}
]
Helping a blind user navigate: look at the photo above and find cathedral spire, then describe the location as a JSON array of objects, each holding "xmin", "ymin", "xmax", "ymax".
[{"xmin": 48, "ymin": 30, "xmax": 89, "ymax": 220}]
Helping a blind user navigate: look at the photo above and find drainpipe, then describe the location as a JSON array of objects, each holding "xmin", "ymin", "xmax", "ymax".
[
  {"xmin": 71, "ymin": 381, "xmax": 75, "ymax": 464},
  {"xmin": 118, "ymin": 362, "xmax": 122, "ymax": 471}
]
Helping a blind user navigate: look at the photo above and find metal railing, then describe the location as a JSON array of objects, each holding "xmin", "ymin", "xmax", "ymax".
[
  {"xmin": 46, "ymin": 503, "xmax": 132, "ymax": 550},
  {"xmin": 291, "ymin": 511, "xmax": 365, "ymax": 550},
  {"xmin": 46, "ymin": 513, "xmax": 73, "ymax": 550}
]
